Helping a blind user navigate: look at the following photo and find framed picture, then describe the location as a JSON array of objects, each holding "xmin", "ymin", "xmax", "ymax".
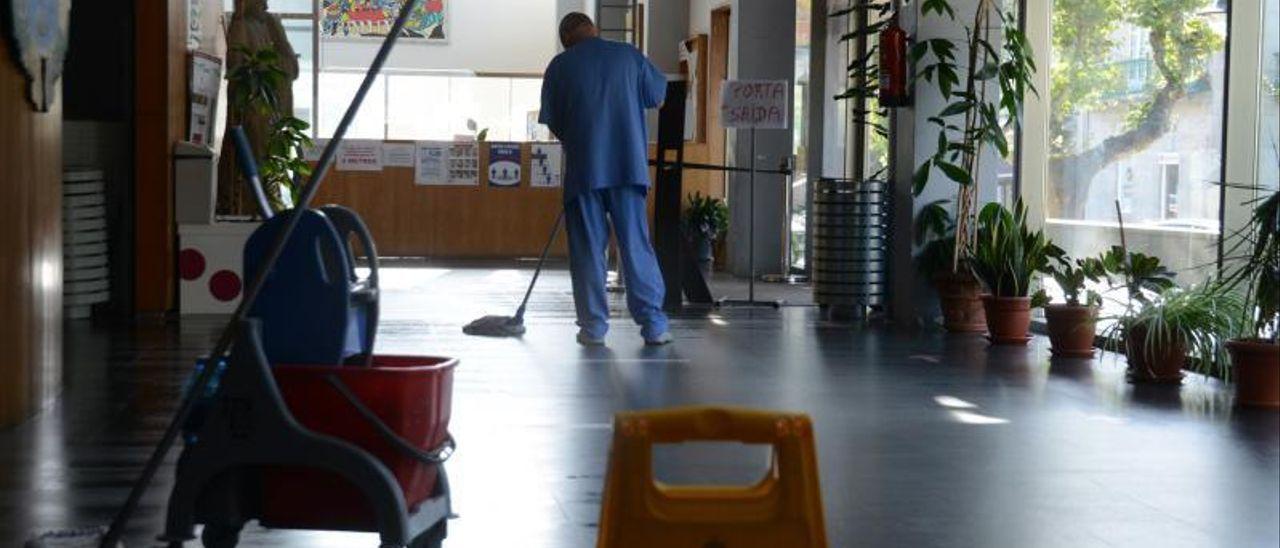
[{"xmin": 321, "ymin": 0, "xmax": 448, "ymax": 42}]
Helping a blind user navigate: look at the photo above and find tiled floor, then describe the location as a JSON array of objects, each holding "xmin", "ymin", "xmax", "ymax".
[{"xmin": 2, "ymin": 263, "xmax": 1278, "ymax": 547}]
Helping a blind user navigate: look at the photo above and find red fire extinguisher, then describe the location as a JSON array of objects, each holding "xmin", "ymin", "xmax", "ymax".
[{"xmin": 878, "ymin": 11, "xmax": 910, "ymax": 108}]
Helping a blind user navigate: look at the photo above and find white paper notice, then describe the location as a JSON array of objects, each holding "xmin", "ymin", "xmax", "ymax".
[
  {"xmin": 336, "ymin": 140, "xmax": 383, "ymax": 171},
  {"xmin": 448, "ymin": 142, "xmax": 480, "ymax": 186},
  {"xmin": 530, "ymin": 143, "xmax": 563, "ymax": 188},
  {"xmin": 414, "ymin": 141, "xmax": 449, "ymax": 186},
  {"xmin": 382, "ymin": 143, "xmax": 416, "ymax": 167}
]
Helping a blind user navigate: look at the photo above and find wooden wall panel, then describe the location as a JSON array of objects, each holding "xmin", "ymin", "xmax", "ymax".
[
  {"xmin": 134, "ymin": 0, "xmax": 221, "ymax": 315},
  {"xmin": 313, "ymin": 141, "xmax": 720, "ymax": 259},
  {"xmin": 0, "ymin": 39, "xmax": 63, "ymax": 428}
]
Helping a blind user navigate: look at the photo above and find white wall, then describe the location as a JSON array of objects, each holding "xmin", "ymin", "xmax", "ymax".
[
  {"xmin": 321, "ymin": 0, "xmax": 559, "ymax": 74},
  {"xmin": 689, "ymin": 0, "xmax": 730, "ymax": 36}
]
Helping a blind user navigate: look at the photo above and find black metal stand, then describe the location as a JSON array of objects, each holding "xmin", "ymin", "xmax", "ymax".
[
  {"xmin": 718, "ymin": 127, "xmax": 782, "ymax": 309},
  {"xmin": 654, "ymin": 79, "xmax": 714, "ymax": 309}
]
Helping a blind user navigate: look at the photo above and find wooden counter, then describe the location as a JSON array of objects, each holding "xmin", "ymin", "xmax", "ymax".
[{"xmin": 312, "ymin": 141, "xmax": 722, "ymax": 259}]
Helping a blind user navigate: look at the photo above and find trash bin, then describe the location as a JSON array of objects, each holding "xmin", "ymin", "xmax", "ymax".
[
  {"xmin": 811, "ymin": 178, "xmax": 890, "ymax": 316},
  {"xmin": 174, "ymin": 141, "xmax": 218, "ymax": 225}
]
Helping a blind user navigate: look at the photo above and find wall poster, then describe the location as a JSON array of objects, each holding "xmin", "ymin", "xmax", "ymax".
[
  {"xmin": 448, "ymin": 142, "xmax": 479, "ymax": 185},
  {"xmin": 321, "ymin": 0, "xmax": 448, "ymax": 41},
  {"xmin": 488, "ymin": 143, "xmax": 522, "ymax": 188},
  {"xmin": 414, "ymin": 141, "xmax": 449, "ymax": 185},
  {"xmin": 382, "ymin": 142, "xmax": 416, "ymax": 167},
  {"xmin": 529, "ymin": 143, "xmax": 562, "ymax": 188}
]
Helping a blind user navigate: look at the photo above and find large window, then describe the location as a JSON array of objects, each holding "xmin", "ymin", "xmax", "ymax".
[
  {"xmin": 315, "ymin": 72, "xmax": 544, "ymax": 141},
  {"xmin": 1260, "ymin": 0, "xmax": 1280, "ymax": 191},
  {"xmin": 1044, "ymin": 0, "xmax": 1229, "ymax": 282}
]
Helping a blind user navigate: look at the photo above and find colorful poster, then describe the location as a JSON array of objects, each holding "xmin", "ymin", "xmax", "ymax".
[
  {"xmin": 383, "ymin": 142, "xmax": 416, "ymax": 167},
  {"xmin": 413, "ymin": 141, "xmax": 449, "ymax": 185},
  {"xmin": 321, "ymin": 0, "xmax": 448, "ymax": 41},
  {"xmin": 529, "ymin": 143, "xmax": 562, "ymax": 188},
  {"xmin": 448, "ymin": 142, "xmax": 479, "ymax": 185},
  {"xmin": 336, "ymin": 140, "xmax": 383, "ymax": 171},
  {"xmin": 487, "ymin": 143, "xmax": 522, "ymax": 188}
]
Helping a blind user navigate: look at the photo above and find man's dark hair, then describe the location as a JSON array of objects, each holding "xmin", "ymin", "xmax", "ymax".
[{"xmin": 559, "ymin": 12, "xmax": 595, "ymax": 48}]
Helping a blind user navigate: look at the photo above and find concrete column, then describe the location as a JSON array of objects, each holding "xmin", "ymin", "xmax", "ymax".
[{"xmin": 726, "ymin": 0, "xmax": 795, "ymax": 277}]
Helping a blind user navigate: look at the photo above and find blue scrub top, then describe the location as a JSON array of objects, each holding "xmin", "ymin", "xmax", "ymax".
[{"xmin": 539, "ymin": 37, "xmax": 667, "ymax": 203}]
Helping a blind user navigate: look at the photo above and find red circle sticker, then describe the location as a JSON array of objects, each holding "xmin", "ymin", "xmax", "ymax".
[
  {"xmin": 208, "ymin": 270, "xmax": 242, "ymax": 302},
  {"xmin": 178, "ymin": 248, "xmax": 207, "ymax": 281}
]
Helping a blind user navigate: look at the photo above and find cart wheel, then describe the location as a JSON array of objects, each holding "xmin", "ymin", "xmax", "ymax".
[
  {"xmin": 201, "ymin": 524, "xmax": 241, "ymax": 548},
  {"xmin": 408, "ymin": 522, "xmax": 446, "ymax": 548}
]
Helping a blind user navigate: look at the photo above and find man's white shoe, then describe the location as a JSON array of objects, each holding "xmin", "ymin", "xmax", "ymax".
[
  {"xmin": 577, "ymin": 332, "xmax": 606, "ymax": 347},
  {"xmin": 644, "ymin": 332, "xmax": 674, "ymax": 346}
]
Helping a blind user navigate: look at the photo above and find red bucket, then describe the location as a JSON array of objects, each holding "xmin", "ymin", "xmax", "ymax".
[{"xmin": 261, "ymin": 355, "xmax": 456, "ymax": 530}]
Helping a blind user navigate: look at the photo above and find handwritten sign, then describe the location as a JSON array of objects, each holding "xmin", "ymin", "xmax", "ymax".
[{"xmin": 720, "ymin": 79, "xmax": 790, "ymax": 129}]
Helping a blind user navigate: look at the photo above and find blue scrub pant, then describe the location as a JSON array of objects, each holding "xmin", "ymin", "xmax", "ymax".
[{"xmin": 565, "ymin": 185, "xmax": 669, "ymax": 340}]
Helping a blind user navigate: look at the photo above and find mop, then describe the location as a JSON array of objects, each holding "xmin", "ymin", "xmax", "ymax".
[
  {"xmin": 23, "ymin": 2, "xmax": 422, "ymax": 547},
  {"xmin": 463, "ymin": 209, "xmax": 564, "ymax": 337}
]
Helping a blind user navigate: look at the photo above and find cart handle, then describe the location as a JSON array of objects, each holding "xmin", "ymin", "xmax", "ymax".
[{"xmin": 324, "ymin": 374, "xmax": 456, "ymax": 464}]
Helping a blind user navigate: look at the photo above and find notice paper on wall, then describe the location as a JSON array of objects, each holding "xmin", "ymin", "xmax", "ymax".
[
  {"xmin": 720, "ymin": 80, "xmax": 790, "ymax": 129},
  {"xmin": 414, "ymin": 141, "xmax": 449, "ymax": 185},
  {"xmin": 530, "ymin": 143, "xmax": 563, "ymax": 188},
  {"xmin": 488, "ymin": 143, "xmax": 522, "ymax": 187},
  {"xmin": 336, "ymin": 140, "xmax": 384, "ymax": 171},
  {"xmin": 383, "ymin": 143, "xmax": 416, "ymax": 167},
  {"xmin": 448, "ymin": 142, "xmax": 480, "ymax": 185}
]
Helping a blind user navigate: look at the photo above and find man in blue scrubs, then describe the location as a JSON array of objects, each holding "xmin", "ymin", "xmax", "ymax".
[{"xmin": 540, "ymin": 13, "xmax": 672, "ymax": 346}]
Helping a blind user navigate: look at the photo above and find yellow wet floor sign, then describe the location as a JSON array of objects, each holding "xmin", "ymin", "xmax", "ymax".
[{"xmin": 597, "ymin": 407, "xmax": 827, "ymax": 548}]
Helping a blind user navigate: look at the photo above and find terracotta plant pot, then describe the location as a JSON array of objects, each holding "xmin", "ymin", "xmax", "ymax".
[
  {"xmin": 1226, "ymin": 339, "xmax": 1280, "ymax": 408},
  {"xmin": 1125, "ymin": 326, "xmax": 1186, "ymax": 384},
  {"xmin": 982, "ymin": 295, "xmax": 1032, "ymax": 345},
  {"xmin": 1044, "ymin": 304, "xmax": 1098, "ymax": 358},
  {"xmin": 933, "ymin": 272, "xmax": 986, "ymax": 333}
]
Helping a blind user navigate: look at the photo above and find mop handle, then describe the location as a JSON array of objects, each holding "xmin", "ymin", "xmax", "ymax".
[
  {"xmin": 100, "ymin": 2, "xmax": 422, "ymax": 545},
  {"xmin": 515, "ymin": 209, "xmax": 565, "ymax": 322}
]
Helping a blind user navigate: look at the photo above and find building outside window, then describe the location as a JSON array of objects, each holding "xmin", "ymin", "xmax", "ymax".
[{"xmin": 1044, "ymin": 0, "xmax": 1229, "ymax": 284}]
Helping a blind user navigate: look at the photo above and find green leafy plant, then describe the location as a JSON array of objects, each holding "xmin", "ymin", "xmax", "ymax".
[
  {"xmin": 261, "ymin": 116, "xmax": 314, "ymax": 207},
  {"xmin": 1046, "ymin": 252, "xmax": 1106, "ymax": 307},
  {"xmin": 1220, "ymin": 189, "xmax": 1280, "ymax": 341},
  {"xmin": 912, "ymin": 0, "xmax": 1037, "ymax": 273},
  {"xmin": 1105, "ymin": 283, "xmax": 1245, "ymax": 378},
  {"xmin": 1098, "ymin": 245, "xmax": 1177, "ymax": 306},
  {"xmin": 965, "ymin": 200, "xmax": 1054, "ymax": 305},
  {"xmin": 227, "ymin": 45, "xmax": 313, "ymax": 211},
  {"xmin": 913, "ymin": 199, "xmax": 958, "ymax": 279},
  {"xmin": 683, "ymin": 192, "xmax": 729, "ymax": 241}
]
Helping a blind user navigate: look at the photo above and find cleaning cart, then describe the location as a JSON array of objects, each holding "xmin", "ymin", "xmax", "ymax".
[
  {"xmin": 160, "ymin": 320, "xmax": 455, "ymax": 548},
  {"xmin": 161, "ymin": 124, "xmax": 454, "ymax": 547}
]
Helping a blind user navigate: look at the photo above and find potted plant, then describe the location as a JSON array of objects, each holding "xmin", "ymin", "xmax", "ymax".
[
  {"xmin": 1106, "ymin": 283, "xmax": 1243, "ymax": 384},
  {"xmin": 683, "ymin": 192, "xmax": 729, "ymax": 278},
  {"xmin": 915, "ymin": 200, "xmax": 985, "ymax": 332},
  {"xmin": 1044, "ymin": 252, "xmax": 1105, "ymax": 357},
  {"xmin": 1221, "ymin": 189, "xmax": 1279, "ymax": 407},
  {"xmin": 966, "ymin": 200, "xmax": 1053, "ymax": 344},
  {"xmin": 227, "ymin": 45, "xmax": 313, "ymax": 212}
]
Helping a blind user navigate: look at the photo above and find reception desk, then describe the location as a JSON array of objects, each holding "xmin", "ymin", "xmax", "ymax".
[{"xmin": 312, "ymin": 141, "xmax": 721, "ymax": 259}]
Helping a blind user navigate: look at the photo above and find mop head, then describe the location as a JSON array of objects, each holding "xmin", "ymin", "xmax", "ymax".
[
  {"xmin": 463, "ymin": 315, "xmax": 526, "ymax": 337},
  {"xmin": 24, "ymin": 526, "xmax": 121, "ymax": 548}
]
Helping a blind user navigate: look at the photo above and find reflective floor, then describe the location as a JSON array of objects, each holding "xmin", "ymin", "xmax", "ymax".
[{"xmin": 2, "ymin": 263, "xmax": 1278, "ymax": 547}]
